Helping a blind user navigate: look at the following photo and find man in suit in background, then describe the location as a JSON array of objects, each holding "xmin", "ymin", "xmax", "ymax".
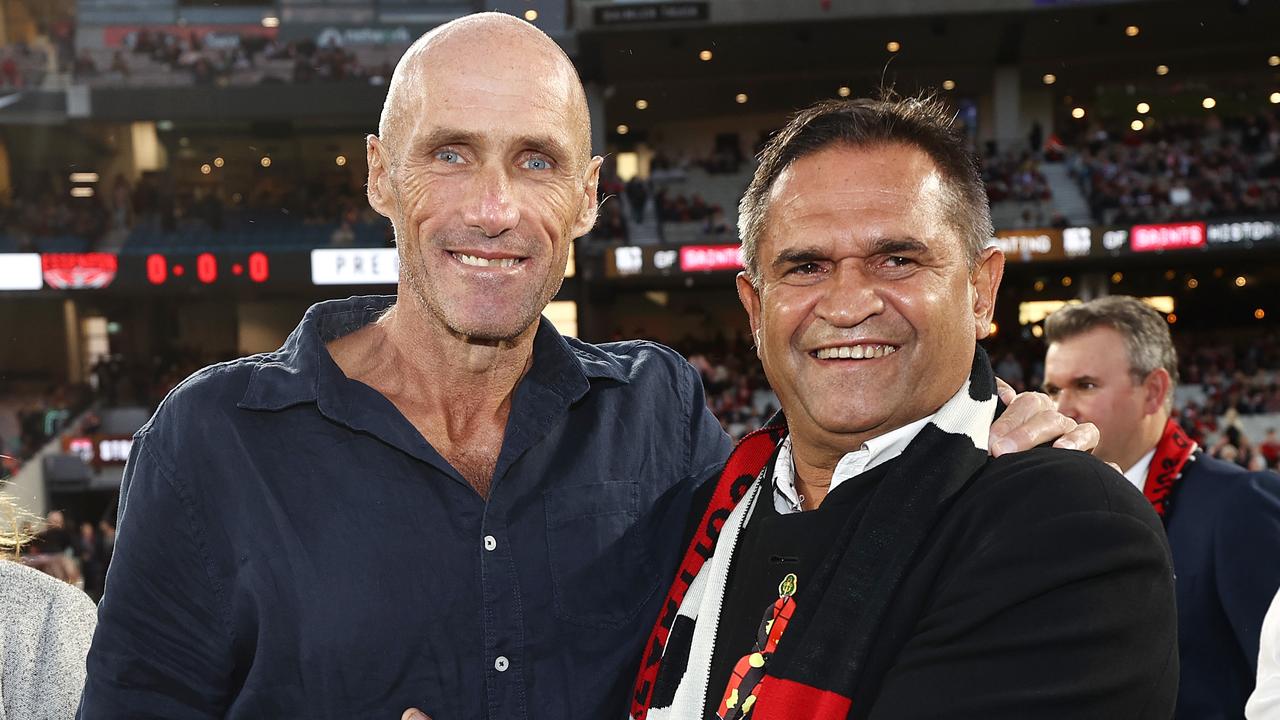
[{"xmin": 1045, "ymin": 295, "xmax": 1280, "ymax": 719}]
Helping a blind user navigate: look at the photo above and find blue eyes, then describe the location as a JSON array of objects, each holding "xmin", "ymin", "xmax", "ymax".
[{"xmin": 432, "ymin": 150, "xmax": 553, "ymax": 171}]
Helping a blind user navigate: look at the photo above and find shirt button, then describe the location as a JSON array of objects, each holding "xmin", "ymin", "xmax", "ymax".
[
  {"xmin": 483, "ymin": 535, "xmax": 497, "ymax": 552},
  {"xmin": 494, "ymin": 656, "xmax": 509, "ymax": 672}
]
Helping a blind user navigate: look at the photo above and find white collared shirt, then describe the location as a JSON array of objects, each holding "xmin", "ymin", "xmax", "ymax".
[
  {"xmin": 1247, "ymin": 587, "xmax": 1280, "ymax": 718},
  {"xmin": 1123, "ymin": 448, "xmax": 1157, "ymax": 494},
  {"xmin": 772, "ymin": 414, "xmax": 935, "ymax": 514}
]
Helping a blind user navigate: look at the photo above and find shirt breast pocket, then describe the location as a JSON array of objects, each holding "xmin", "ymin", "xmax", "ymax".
[{"xmin": 544, "ymin": 481, "xmax": 661, "ymax": 629}]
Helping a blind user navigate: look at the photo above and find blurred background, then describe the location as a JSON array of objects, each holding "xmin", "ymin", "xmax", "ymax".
[{"xmin": 1, "ymin": 0, "xmax": 1278, "ymax": 598}]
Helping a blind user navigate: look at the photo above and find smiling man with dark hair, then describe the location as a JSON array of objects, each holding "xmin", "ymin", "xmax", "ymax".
[{"xmin": 633, "ymin": 97, "xmax": 1178, "ymax": 720}]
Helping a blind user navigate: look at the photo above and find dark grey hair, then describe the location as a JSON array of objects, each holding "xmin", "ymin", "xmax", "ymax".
[
  {"xmin": 1044, "ymin": 295, "xmax": 1179, "ymax": 412},
  {"xmin": 738, "ymin": 93, "xmax": 993, "ymax": 285}
]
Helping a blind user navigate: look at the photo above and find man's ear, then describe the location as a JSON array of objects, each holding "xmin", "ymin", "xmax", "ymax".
[
  {"xmin": 971, "ymin": 246, "xmax": 1006, "ymax": 340},
  {"xmin": 1141, "ymin": 368, "xmax": 1172, "ymax": 416},
  {"xmin": 736, "ymin": 271, "xmax": 763, "ymax": 356},
  {"xmin": 571, "ymin": 156, "xmax": 604, "ymax": 239},
  {"xmin": 366, "ymin": 134, "xmax": 393, "ymax": 219}
]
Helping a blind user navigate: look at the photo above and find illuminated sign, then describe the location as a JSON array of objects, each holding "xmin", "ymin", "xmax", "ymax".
[
  {"xmin": 0, "ymin": 253, "xmax": 42, "ymax": 290},
  {"xmin": 1207, "ymin": 220, "xmax": 1279, "ymax": 245},
  {"xmin": 614, "ymin": 246, "xmax": 643, "ymax": 276},
  {"xmin": 41, "ymin": 253, "xmax": 118, "ymax": 289},
  {"xmin": 679, "ymin": 244, "xmax": 742, "ymax": 273},
  {"xmin": 144, "ymin": 252, "xmax": 270, "ymax": 286},
  {"xmin": 1101, "ymin": 228, "xmax": 1129, "ymax": 252},
  {"xmin": 1130, "ymin": 222, "xmax": 1206, "ymax": 252},
  {"xmin": 1062, "ymin": 227, "xmax": 1092, "ymax": 257},
  {"xmin": 314, "ymin": 26, "xmax": 414, "ymax": 47},
  {"xmin": 991, "ymin": 229, "xmax": 1064, "ymax": 262},
  {"xmin": 654, "ymin": 249, "xmax": 678, "ymax": 270},
  {"xmin": 63, "ymin": 435, "xmax": 134, "ymax": 467},
  {"xmin": 311, "ymin": 248, "xmax": 399, "ymax": 285},
  {"xmin": 594, "ymin": 1, "xmax": 709, "ymax": 25}
]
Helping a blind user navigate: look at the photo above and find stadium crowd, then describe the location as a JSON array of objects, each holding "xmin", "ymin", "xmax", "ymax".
[
  {"xmin": 1067, "ymin": 111, "xmax": 1280, "ymax": 225},
  {"xmin": 75, "ymin": 30, "xmax": 399, "ymax": 87},
  {"xmin": 982, "ymin": 151, "xmax": 1053, "ymax": 205},
  {"xmin": 0, "ymin": 173, "xmax": 392, "ymax": 252}
]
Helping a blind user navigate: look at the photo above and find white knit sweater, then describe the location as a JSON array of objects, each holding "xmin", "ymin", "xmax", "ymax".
[{"xmin": 0, "ymin": 560, "xmax": 97, "ymax": 720}]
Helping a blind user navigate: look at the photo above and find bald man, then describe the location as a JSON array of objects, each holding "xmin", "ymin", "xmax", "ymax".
[{"xmin": 81, "ymin": 14, "xmax": 1094, "ymax": 719}]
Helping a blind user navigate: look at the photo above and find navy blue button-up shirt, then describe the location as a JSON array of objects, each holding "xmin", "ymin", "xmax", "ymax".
[{"xmin": 81, "ymin": 295, "xmax": 732, "ymax": 719}]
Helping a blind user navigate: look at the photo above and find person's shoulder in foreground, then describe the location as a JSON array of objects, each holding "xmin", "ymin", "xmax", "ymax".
[
  {"xmin": 869, "ymin": 446, "xmax": 1178, "ymax": 719},
  {"xmin": 0, "ymin": 559, "xmax": 98, "ymax": 719}
]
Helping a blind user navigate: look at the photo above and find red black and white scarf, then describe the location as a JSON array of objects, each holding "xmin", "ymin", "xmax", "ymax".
[
  {"xmin": 1143, "ymin": 418, "xmax": 1198, "ymax": 522},
  {"xmin": 630, "ymin": 350, "xmax": 1000, "ymax": 720}
]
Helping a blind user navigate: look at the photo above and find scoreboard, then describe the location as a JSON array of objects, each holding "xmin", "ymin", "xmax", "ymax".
[{"xmin": 1, "ymin": 214, "xmax": 1275, "ymax": 293}]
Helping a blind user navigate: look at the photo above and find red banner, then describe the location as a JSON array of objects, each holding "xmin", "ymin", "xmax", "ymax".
[
  {"xmin": 1130, "ymin": 222, "xmax": 1206, "ymax": 252},
  {"xmin": 680, "ymin": 244, "xmax": 743, "ymax": 272},
  {"xmin": 41, "ymin": 253, "xmax": 118, "ymax": 289}
]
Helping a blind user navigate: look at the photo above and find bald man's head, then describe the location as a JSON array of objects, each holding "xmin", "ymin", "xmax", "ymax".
[{"xmin": 376, "ymin": 12, "xmax": 592, "ymax": 169}]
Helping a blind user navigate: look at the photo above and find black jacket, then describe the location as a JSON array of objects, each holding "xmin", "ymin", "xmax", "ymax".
[{"xmin": 850, "ymin": 447, "xmax": 1178, "ymax": 718}]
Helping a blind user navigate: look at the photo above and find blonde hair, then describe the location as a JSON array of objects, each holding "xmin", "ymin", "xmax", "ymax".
[{"xmin": 0, "ymin": 494, "xmax": 32, "ymax": 558}]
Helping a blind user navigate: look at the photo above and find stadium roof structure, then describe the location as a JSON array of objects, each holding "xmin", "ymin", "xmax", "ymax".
[{"xmin": 577, "ymin": 0, "xmax": 1280, "ymax": 125}]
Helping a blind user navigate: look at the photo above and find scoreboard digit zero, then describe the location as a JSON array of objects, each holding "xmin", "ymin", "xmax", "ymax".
[{"xmin": 144, "ymin": 251, "xmax": 271, "ymax": 286}]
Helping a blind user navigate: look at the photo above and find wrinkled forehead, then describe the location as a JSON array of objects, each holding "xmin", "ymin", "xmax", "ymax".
[
  {"xmin": 770, "ymin": 143, "xmax": 947, "ymax": 213},
  {"xmin": 762, "ymin": 144, "xmax": 953, "ymax": 249}
]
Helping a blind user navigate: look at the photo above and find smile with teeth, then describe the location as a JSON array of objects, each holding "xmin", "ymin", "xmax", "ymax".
[
  {"xmin": 451, "ymin": 252, "xmax": 521, "ymax": 268},
  {"xmin": 813, "ymin": 344, "xmax": 898, "ymax": 360}
]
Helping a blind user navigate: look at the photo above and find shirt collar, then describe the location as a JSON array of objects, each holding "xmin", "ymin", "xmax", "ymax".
[
  {"xmin": 772, "ymin": 414, "xmax": 935, "ymax": 514},
  {"xmin": 1123, "ymin": 448, "xmax": 1157, "ymax": 494},
  {"xmin": 239, "ymin": 294, "xmax": 629, "ymax": 413}
]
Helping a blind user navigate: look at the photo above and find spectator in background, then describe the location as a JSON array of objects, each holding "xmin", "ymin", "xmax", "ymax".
[
  {"xmin": 98, "ymin": 518, "xmax": 116, "ymax": 566},
  {"xmin": 32, "ymin": 509, "xmax": 74, "ymax": 555},
  {"xmin": 329, "ymin": 212, "xmax": 356, "ymax": 246},
  {"xmin": 0, "ymin": 494, "xmax": 98, "ymax": 719},
  {"xmin": 1, "ymin": 51, "xmax": 21, "ymax": 88},
  {"xmin": 594, "ymin": 199, "xmax": 626, "ymax": 240},
  {"xmin": 74, "ymin": 49, "xmax": 98, "ymax": 78},
  {"xmin": 703, "ymin": 206, "xmax": 729, "ymax": 237},
  {"xmin": 1262, "ymin": 428, "xmax": 1280, "ymax": 470},
  {"xmin": 995, "ymin": 351, "xmax": 1026, "ymax": 393},
  {"xmin": 77, "ymin": 521, "xmax": 106, "ymax": 600},
  {"xmin": 1044, "ymin": 295, "xmax": 1280, "ymax": 718},
  {"xmin": 625, "ymin": 175, "xmax": 650, "ymax": 224},
  {"xmin": 108, "ymin": 50, "xmax": 129, "ymax": 79}
]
